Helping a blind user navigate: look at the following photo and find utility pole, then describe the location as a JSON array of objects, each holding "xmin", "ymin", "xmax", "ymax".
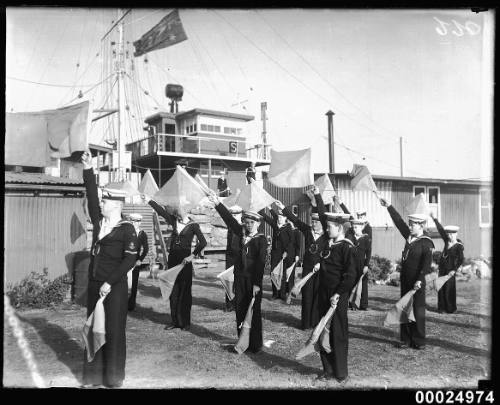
[
  {"xmin": 326, "ymin": 110, "xmax": 335, "ymax": 173},
  {"xmin": 400, "ymin": 137, "xmax": 404, "ymax": 177}
]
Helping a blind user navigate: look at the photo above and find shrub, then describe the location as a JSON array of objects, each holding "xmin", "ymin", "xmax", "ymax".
[
  {"xmin": 369, "ymin": 255, "xmax": 394, "ymax": 282},
  {"xmin": 6, "ymin": 269, "xmax": 72, "ymax": 309}
]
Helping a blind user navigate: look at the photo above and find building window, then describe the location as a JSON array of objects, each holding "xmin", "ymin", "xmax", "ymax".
[
  {"xmin": 412, "ymin": 185, "xmax": 440, "ymax": 222},
  {"xmin": 201, "ymin": 124, "xmax": 208, "ymax": 131},
  {"xmin": 479, "ymin": 189, "xmax": 492, "ymax": 227},
  {"xmin": 193, "ymin": 124, "xmax": 197, "ymax": 132},
  {"xmin": 214, "ymin": 126, "xmax": 221, "ymax": 133}
]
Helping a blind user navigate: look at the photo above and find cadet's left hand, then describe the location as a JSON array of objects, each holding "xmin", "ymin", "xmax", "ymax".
[
  {"xmin": 312, "ymin": 263, "xmax": 320, "ymax": 273},
  {"xmin": 282, "ymin": 252, "xmax": 288, "ymax": 259},
  {"xmin": 413, "ymin": 281, "xmax": 422, "ymax": 290},
  {"xmin": 330, "ymin": 294, "xmax": 340, "ymax": 307},
  {"xmin": 274, "ymin": 200, "xmax": 285, "ymax": 210},
  {"xmin": 363, "ymin": 266, "xmax": 369, "ymax": 275},
  {"xmin": 449, "ymin": 271, "xmax": 456, "ymax": 277},
  {"xmin": 252, "ymin": 285, "xmax": 261, "ymax": 297},
  {"xmin": 136, "ymin": 260, "xmax": 141, "ymax": 267},
  {"xmin": 99, "ymin": 282, "xmax": 111, "ymax": 298},
  {"xmin": 183, "ymin": 255, "xmax": 195, "ymax": 264},
  {"xmin": 295, "ymin": 256, "xmax": 299, "ymax": 263}
]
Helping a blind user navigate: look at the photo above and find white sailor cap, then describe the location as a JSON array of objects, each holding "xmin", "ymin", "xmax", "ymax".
[
  {"xmin": 408, "ymin": 213, "xmax": 428, "ymax": 224},
  {"xmin": 229, "ymin": 205, "xmax": 243, "ymax": 215},
  {"xmin": 350, "ymin": 218, "xmax": 365, "ymax": 225},
  {"xmin": 356, "ymin": 209, "xmax": 367, "ymax": 217},
  {"xmin": 129, "ymin": 213, "xmax": 143, "ymax": 222},
  {"xmin": 311, "ymin": 213, "xmax": 320, "ymax": 221},
  {"xmin": 242, "ymin": 210, "xmax": 262, "ymax": 221},
  {"xmin": 444, "ymin": 225, "xmax": 459, "ymax": 233},
  {"xmin": 324, "ymin": 212, "xmax": 351, "ymax": 224}
]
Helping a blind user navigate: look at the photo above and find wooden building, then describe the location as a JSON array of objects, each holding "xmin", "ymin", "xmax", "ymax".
[{"xmin": 263, "ymin": 172, "xmax": 492, "ymax": 261}]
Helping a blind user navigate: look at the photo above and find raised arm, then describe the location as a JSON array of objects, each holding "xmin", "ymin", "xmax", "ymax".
[
  {"xmin": 192, "ymin": 224, "xmax": 207, "ymax": 256},
  {"xmin": 382, "ymin": 201, "xmax": 410, "ymax": 240},
  {"xmin": 214, "ymin": 202, "xmax": 243, "ymax": 237},
  {"xmin": 81, "ymin": 152, "xmax": 101, "ymax": 226},
  {"xmin": 431, "ymin": 213, "xmax": 449, "ymax": 244},
  {"xmin": 148, "ymin": 199, "xmax": 176, "ymax": 226},
  {"xmin": 261, "ymin": 209, "xmax": 278, "ymax": 231}
]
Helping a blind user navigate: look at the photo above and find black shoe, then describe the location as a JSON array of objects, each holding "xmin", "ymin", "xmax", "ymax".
[
  {"xmin": 104, "ymin": 381, "xmax": 123, "ymax": 388},
  {"xmin": 358, "ymin": 307, "xmax": 368, "ymax": 311},
  {"xmin": 411, "ymin": 343, "xmax": 426, "ymax": 350},
  {"xmin": 164, "ymin": 324, "xmax": 177, "ymax": 330},
  {"xmin": 336, "ymin": 376, "xmax": 349, "ymax": 384},
  {"xmin": 315, "ymin": 372, "xmax": 334, "ymax": 381},
  {"xmin": 395, "ymin": 341, "xmax": 410, "ymax": 349}
]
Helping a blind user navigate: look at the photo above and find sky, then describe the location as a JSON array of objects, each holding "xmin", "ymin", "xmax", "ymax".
[{"xmin": 5, "ymin": 8, "xmax": 494, "ymax": 180}]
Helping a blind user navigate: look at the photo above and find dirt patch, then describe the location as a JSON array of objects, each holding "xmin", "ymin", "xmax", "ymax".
[{"xmin": 3, "ymin": 260, "xmax": 491, "ymax": 389}]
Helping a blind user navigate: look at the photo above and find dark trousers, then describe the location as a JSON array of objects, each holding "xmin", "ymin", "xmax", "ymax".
[
  {"xmin": 438, "ymin": 275, "xmax": 456, "ymax": 313},
  {"xmin": 400, "ymin": 285, "xmax": 426, "ymax": 346},
  {"xmin": 318, "ymin": 292, "xmax": 349, "ymax": 380},
  {"xmin": 128, "ymin": 265, "xmax": 144, "ymax": 309},
  {"xmin": 301, "ymin": 270, "xmax": 320, "ymax": 329},
  {"xmin": 225, "ymin": 294, "xmax": 235, "ymax": 311},
  {"xmin": 83, "ymin": 279, "xmax": 128, "ymax": 387},
  {"xmin": 169, "ymin": 264, "xmax": 193, "ymax": 328},
  {"xmin": 359, "ymin": 275, "xmax": 369, "ymax": 309},
  {"xmin": 234, "ymin": 275, "xmax": 262, "ymax": 352}
]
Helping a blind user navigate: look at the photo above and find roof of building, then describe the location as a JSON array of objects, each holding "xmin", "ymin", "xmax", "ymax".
[
  {"xmin": 326, "ymin": 172, "xmax": 492, "ymax": 187},
  {"xmin": 145, "ymin": 108, "xmax": 255, "ymax": 123},
  {"xmin": 144, "ymin": 111, "xmax": 177, "ymax": 123},
  {"xmin": 5, "ymin": 172, "xmax": 84, "ymax": 186}
]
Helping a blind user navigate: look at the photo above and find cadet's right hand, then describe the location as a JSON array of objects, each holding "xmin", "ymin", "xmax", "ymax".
[
  {"xmin": 282, "ymin": 252, "xmax": 288, "ymax": 259},
  {"xmin": 81, "ymin": 150, "xmax": 92, "ymax": 169},
  {"xmin": 312, "ymin": 263, "xmax": 320, "ymax": 273},
  {"xmin": 141, "ymin": 193, "xmax": 152, "ymax": 204},
  {"xmin": 330, "ymin": 294, "xmax": 340, "ymax": 307},
  {"xmin": 312, "ymin": 185, "xmax": 320, "ymax": 195},
  {"xmin": 379, "ymin": 197, "xmax": 391, "ymax": 207},
  {"xmin": 207, "ymin": 193, "xmax": 219, "ymax": 206}
]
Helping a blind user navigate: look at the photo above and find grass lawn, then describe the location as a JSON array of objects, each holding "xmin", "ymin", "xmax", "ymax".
[{"xmin": 3, "ymin": 256, "xmax": 491, "ymax": 389}]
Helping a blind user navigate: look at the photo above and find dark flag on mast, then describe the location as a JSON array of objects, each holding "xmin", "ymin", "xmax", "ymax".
[{"xmin": 133, "ymin": 9, "xmax": 187, "ymax": 57}]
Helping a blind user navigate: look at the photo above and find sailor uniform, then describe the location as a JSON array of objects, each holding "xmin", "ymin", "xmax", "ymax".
[
  {"xmin": 148, "ymin": 201, "xmax": 207, "ymax": 329},
  {"xmin": 318, "ymin": 237, "xmax": 357, "ymax": 380},
  {"xmin": 262, "ymin": 211, "xmax": 297, "ymax": 300},
  {"xmin": 215, "ymin": 203, "xmax": 268, "ymax": 352},
  {"xmin": 282, "ymin": 193, "xmax": 327, "ymax": 329},
  {"xmin": 387, "ymin": 205, "xmax": 434, "ymax": 347},
  {"xmin": 128, "ymin": 230, "xmax": 149, "ymax": 310},
  {"xmin": 433, "ymin": 218, "xmax": 464, "ymax": 313},
  {"xmin": 82, "ymin": 168, "xmax": 138, "ymax": 388}
]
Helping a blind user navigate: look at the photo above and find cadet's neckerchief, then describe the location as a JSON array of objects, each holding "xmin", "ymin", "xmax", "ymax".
[
  {"xmin": 329, "ymin": 237, "xmax": 355, "ymax": 248},
  {"xmin": 98, "ymin": 218, "xmax": 134, "ymax": 241},
  {"xmin": 407, "ymin": 234, "xmax": 433, "ymax": 245}
]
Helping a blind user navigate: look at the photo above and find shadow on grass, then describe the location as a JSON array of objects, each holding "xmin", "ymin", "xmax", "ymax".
[
  {"xmin": 426, "ymin": 316, "xmax": 491, "ymax": 332},
  {"xmin": 367, "ymin": 296, "xmax": 399, "ymax": 305},
  {"xmin": 355, "ymin": 324, "xmax": 490, "ymax": 357},
  {"xmin": 17, "ymin": 315, "xmax": 83, "ymax": 385},
  {"xmin": 127, "ymin": 303, "xmax": 171, "ymax": 325},
  {"xmin": 126, "ymin": 303, "xmax": 320, "ymax": 377},
  {"xmin": 455, "ymin": 310, "xmax": 491, "ymax": 320},
  {"xmin": 137, "ymin": 283, "xmax": 162, "ymax": 299}
]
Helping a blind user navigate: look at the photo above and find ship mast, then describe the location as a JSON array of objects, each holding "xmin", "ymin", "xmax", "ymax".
[{"xmin": 115, "ymin": 8, "xmax": 127, "ymax": 182}]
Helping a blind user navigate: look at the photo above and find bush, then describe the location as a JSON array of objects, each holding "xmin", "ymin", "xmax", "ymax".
[
  {"xmin": 369, "ymin": 255, "xmax": 394, "ymax": 282},
  {"xmin": 6, "ymin": 269, "xmax": 72, "ymax": 309}
]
